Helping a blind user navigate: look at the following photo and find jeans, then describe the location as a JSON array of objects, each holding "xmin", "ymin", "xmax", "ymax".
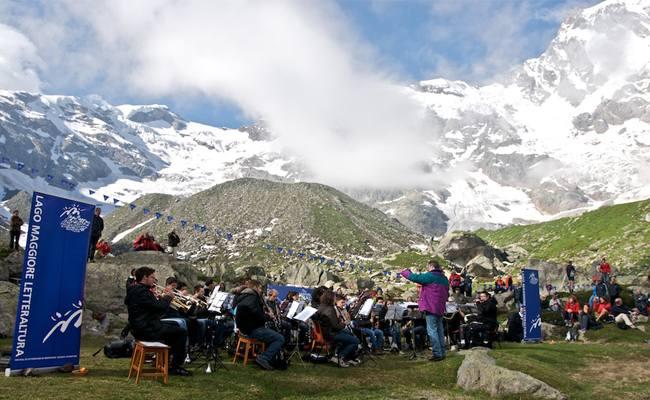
[
  {"xmin": 136, "ymin": 321, "xmax": 187, "ymax": 368},
  {"xmin": 248, "ymin": 327, "xmax": 285, "ymax": 363},
  {"xmin": 9, "ymin": 231, "xmax": 20, "ymax": 250},
  {"xmin": 360, "ymin": 327, "xmax": 384, "ymax": 350},
  {"xmin": 389, "ymin": 324, "xmax": 401, "ymax": 348},
  {"xmin": 333, "ymin": 330, "xmax": 359, "ymax": 361},
  {"xmin": 425, "ymin": 313, "xmax": 446, "ymax": 358}
]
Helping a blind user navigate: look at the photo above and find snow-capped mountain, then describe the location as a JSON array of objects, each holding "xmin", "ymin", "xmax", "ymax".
[{"xmin": 1, "ymin": 0, "xmax": 649, "ymax": 236}]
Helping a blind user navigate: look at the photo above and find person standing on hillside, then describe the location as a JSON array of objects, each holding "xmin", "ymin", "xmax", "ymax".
[
  {"xmin": 599, "ymin": 256, "xmax": 611, "ymax": 283},
  {"xmin": 8, "ymin": 210, "xmax": 23, "ymax": 251},
  {"xmin": 88, "ymin": 207, "xmax": 104, "ymax": 263},
  {"xmin": 167, "ymin": 229, "xmax": 180, "ymax": 257},
  {"xmin": 566, "ymin": 261, "xmax": 576, "ymax": 293},
  {"xmin": 400, "ymin": 259, "xmax": 449, "ymax": 362}
]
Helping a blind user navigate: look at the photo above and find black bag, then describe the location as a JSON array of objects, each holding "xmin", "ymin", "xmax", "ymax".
[
  {"xmin": 269, "ymin": 349, "xmax": 290, "ymax": 370},
  {"xmin": 103, "ymin": 339, "xmax": 135, "ymax": 358}
]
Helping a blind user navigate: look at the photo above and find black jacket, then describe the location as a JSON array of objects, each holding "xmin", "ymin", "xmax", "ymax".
[
  {"xmin": 610, "ymin": 304, "xmax": 630, "ymax": 317},
  {"xmin": 317, "ymin": 304, "xmax": 346, "ymax": 341},
  {"xmin": 10, "ymin": 215, "xmax": 23, "ymax": 232},
  {"xmin": 91, "ymin": 214, "xmax": 104, "ymax": 237},
  {"xmin": 477, "ymin": 297, "xmax": 498, "ymax": 328},
  {"xmin": 233, "ymin": 288, "xmax": 266, "ymax": 335},
  {"xmin": 168, "ymin": 232, "xmax": 180, "ymax": 247},
  {"xmin": 125, "ymin": 284, "xmax": 171, "ymax": 339}
]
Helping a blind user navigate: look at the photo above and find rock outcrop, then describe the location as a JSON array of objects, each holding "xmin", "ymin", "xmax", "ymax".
[{"xmin": 457, "ymin": 348, "xmax": 566, "ymax": 399}]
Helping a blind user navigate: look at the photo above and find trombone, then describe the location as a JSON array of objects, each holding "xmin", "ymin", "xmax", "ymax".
[{"xmin": 154, "ymin": 284, "xmax": 208, "ymax": 312}]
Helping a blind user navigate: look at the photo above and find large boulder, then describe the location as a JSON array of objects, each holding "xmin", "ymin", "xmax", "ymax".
[
  {"xmin": 356, "ymin": 277, "xmax": 376, "ymax": 291},
  {"xmin": 284, "ymin": 264, "xmax": 340, "ymax": 287},
  {"xmin": 437, "ymin": 232, "xmax": 506, "ymax": 271},
  {"xmin": 493, "ymin": 291, "xmax": 515, "ymax": 311},
  {"xmin": 0, "ymin": 281, "xmax": 19, "ymax": 336},
  {"xmin": 466, "ymin": 254, "xmax": 504, "ymax": 278},
  {"xmin": 0, "ymin": 251, "xmax": 24, "ymax": 281},
  {"xmin": 457, "ymin": 348, "xmax": 566, "ymax": 399},
  {"xmin": 526, "ymin": 259, "xmax": 566, "ymax": 290}
]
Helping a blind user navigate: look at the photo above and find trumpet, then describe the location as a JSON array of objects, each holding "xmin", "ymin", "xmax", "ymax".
[{"xmin": 154, "ymin": 285, "xmax": 208, "ymax": 312}]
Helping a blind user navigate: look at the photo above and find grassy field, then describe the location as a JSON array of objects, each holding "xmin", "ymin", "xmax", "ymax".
[
  {"xmin": 476, "ymin": 198, "xmax": 650, "ymax": 271},
  {"xmin": 1, "ymin": 321, "xmax": 649, "ymax": 400}
]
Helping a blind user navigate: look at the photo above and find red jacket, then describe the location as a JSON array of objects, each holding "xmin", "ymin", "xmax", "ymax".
[
  {"xmin": 96, "ymin": 241, "xmax": 111, "ymax": 256},
  {"xmin": 599, "ymin": 262, "xmax": 611, "ymax": 274},
  {"xmin": 594, "ymin": 301, "xmax": 611, "ymax": 314},
  {"xmin": 449, "ymin": 273, "xmax": 462, "ymax": 288},
  {"xmin": 565, "ymin": 301, "xmax": 580, "ymax": 314}
]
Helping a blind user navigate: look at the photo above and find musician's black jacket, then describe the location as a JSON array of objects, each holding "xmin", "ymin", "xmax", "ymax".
[
  {"xmin": 233, "ymin": 288, "xmax": 266, "ymax": 335},
  {"xmin": 125, "ymin": 283, "xmax": 172, "ymax": 339},
  {"xmin": 476, "ymin": 297, "xmax": 498, "ymax": 328},
  {"xmin": 317, "ymin": 304, "xmax": 347, "ymax": 341}
]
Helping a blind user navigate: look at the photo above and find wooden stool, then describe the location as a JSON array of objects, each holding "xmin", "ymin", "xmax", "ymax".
[
  {"xmin": 128, "ymin": 341, "xmax": 169, "ymax": 384},
  {"xmin": 232, "ymin": 333, "xmax": 266, "ymax": 366}
]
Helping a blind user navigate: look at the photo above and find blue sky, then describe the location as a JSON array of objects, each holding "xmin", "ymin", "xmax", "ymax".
[{"xmin": 1, "ymin": 0, "xmax": 598, "ymax": 128}]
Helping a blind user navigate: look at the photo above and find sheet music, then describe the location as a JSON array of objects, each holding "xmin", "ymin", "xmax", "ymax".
[
  {"xmin": 445, "ymin": 302, "xmax": 459, "ymax": 314},
  {"xmin": 358, "ymin": 298, "xmax": 375, "ymax": 317},
  {"xmin": 286, "ymin": 301, "xmax": 302, "ymax": 319},
  {"xmin": 294, "ymin": 306, "xmax": 317, "ymax": 322},
  {"xmin": 208, "ymin": 291, "xmax": 230, "ymax": 312}
]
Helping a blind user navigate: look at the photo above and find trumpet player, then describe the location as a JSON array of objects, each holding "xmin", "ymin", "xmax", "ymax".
[{"xmin": 125, "ymin": 267, "xmax": 191, "ymax": 376}]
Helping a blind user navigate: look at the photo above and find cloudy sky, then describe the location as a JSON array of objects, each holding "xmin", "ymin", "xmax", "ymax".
[{"xmin": 0, "ymin": 0, "xmax": 597, "ymax": 127}]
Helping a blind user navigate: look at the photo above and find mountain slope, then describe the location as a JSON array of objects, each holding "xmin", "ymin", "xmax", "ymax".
[
  {"xmin": 104, "ymin": 178, "xmax": 423, "ymax": 272},
  {"xmin": 476, "ymin": 198, "xmax": 650, "ymax": 273}
]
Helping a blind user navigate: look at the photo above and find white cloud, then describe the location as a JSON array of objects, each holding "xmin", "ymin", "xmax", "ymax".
[
  {"xmin": 2, "ymin": 0, "xmax": 447, "ymax": 189},
  {"xmin": 0, "ymin": 23, "xmax": 42, "ymax": 91}
]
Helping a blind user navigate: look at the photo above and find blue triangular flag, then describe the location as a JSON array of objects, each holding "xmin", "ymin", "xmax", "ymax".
[
  {"xmin": 155, "ymin": 212, "xmax": 162, "ymax": 219},
  {"xmin": 319, "ymin": 256, "xmax": 325, "ymax": 264},
  {"xmin": 226, "ymin": 232, "xmax": 233, "ymax": 241},
  {"xmin": 339, "ymin": 260, "xmax": 345, "ymax": 267},
  {"xmin": 103, "ymin": 195, "xmax": 109, "ymax": 201},
  {"xmin": 200, "ymin": 225, "xmax": 207, "ymax": 233},
  {"xmin": 15, "ymin": 162, "xmax": 24, "ymax": 170},
  {"xmin": 298, "ymin": 253, "xmax": 305, "ymax": 258},
  {"xmin": 277, "ymin": 247, "xmax": 283, "ymax": 254},
  {"xmin": 194, "ymin": 224, "xmax": 200, "ymax": 231},
  {"xmin": 143, "ymin": 208, "xmax": 150, "ymax": 215},
  {"xmin": 287, "ymin": 249, "xmax": 294, "ymax": 256},
  {"xmin": 129, "ymin": 204, "xmax": 136, "ymax": 210},
  {"xmin": 89, "ymin": 189, "xmax": 96, "ymax": 195},
  {"xmin": 113, "ymin": 198, "xmax": 120, "ymax": 205},
  {"xmin": 181, "ymin": 220, "xmax": 188, "ymax": 227},
  {"xmin": 1, "ymin": 157, "xmax": 9, "ymax": 163},
  {"xmin": 167, "ymin": 216, "xmax": 174, "ymax": 222},
  {"xmin": 265, "ymin": 244, "xmax": 273, "ymax": 250},
  {"xmin": 46, "ymin": 174, "xmax": 54, "ymax": 181}
]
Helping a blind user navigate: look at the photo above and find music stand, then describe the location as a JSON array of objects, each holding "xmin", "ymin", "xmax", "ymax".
[
  {"xmin": 404, "ymin": 304, "xmax": 421, "ymax": 361},
  {"xmin": 287, "ymin": 306, "xmax": 317, "ymax": 366}
]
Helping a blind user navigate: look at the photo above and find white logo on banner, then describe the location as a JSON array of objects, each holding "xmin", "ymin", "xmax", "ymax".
[
  {"xmin": 529, "ymin": 273, "xmax": 538, "ymax": 286},
  {"xmin": 529, "ymin": 313, "xmax": 542, "ymax": 333},
  {"xmin": 59, "ymin": 205, "xmax": 90, "ymax": 233},
  {"xmin": 42, "ymin": 301, "xmax": 83, "ymax": 343}
]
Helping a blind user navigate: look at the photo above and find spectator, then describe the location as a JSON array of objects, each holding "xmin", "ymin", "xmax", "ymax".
[
  {"xmin": 167, "ymin": 230, "xmax": 181, "ymax": 257},
  {"xmin": 611, "ymin": 298, "xmax": 646, "ymax": 332},
  {"xmin": 566, "ymin": 261, "xmax": 576, "ymax": 293},
  {"xmin": 494, "ymin": 276, "xmax": 506, "ymax": 294},
  {"xmin": 599, "ymin": 256, "xmax": 611, "ymax": 283},
  {"xmin": 462, "ymin": 273, "xmax": 473, "ymax": 297},
  {"xmin": 593, "ymin": 297, "xmax": 611, "ymax": 323},
  {"xmin": 609, "ymin": 277, "xmax": 621, "ymax": 302},
  {"xmin": 634, "ymin": 289, "xmax": 648, "ymax": 317},
  {"xmin": 94, "ymin": 239, "xmax": 112, "ymax": 259},
  {"xmin": 8, "ymin": 210, "xmax": 23, "ymax": 251},
  {"xmin": 134, "ymin": 232, "xmax": 164, "ymax": 252},
  {"xmin": 548, "ymin": 293, "xmax": 563, "ymax": 312},
  {"xmin": 88, "ymin": 207, "xmax": 104, "ymax": 262},
  {"xmin": 505, "ymin": 275, "xmax": 513, "ymax": 291},
  {"xmin": 449, "ymin": 270, "xmax": 462, "ymax": 293},
  {"xmin": 563, "ymin": 295, "xmax": 580, "ymax": 326}
]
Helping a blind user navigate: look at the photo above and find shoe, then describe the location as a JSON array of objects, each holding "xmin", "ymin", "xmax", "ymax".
[
  {"xmin": 338, "ymin": 360, "xmax": 350, "ymax": 368},
  {"xmin": 450, "ymin": 345, "xmax": 458, "ymax": 352},
  {"xmin": 347, "ymin": 358, "xmax": 361, "ymax": 366},
  {"xmin": 428, "ymin": 356, "xmax": 444, "ymax": 362},
  {"xmin": 565, "ymin": 332, "xmax": 571, "ymax": 342},
  {"xmin": 255, "ymin": 358, "xmax": 274, "ymax": 371},
  {"xmin": 636, "ymin": 325, "xmax": 646, "ymax": 332},
  {"xmin": 329, "ymin": 356, "xmax": 340, "ymax": 365},
  {"xmin": 169, "ymin": 367, "xmax": 192, "ymax": 376}
]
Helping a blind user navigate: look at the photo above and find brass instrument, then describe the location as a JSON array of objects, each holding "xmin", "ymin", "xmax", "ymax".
[{"xmin": 154, "ymin": 285, "xmax": 208, "ymax": 312}]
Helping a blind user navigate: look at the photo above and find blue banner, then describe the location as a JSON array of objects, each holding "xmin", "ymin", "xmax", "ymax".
[
  {"xmin": 267, "ymin": 284, "xmax": 313, "ymax": 303},
  {"xmin": 10, "ymin": 192, "xmax": 94, "ymax": 371},
  {"xmin": 522, "ymin": 269, "xmax": 542, "ymax": 342}
]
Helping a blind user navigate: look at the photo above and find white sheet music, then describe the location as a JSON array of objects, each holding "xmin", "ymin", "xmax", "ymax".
[
  {"xmin": 208, "ymin": 291, "xmax": 229, "ymax": 312},
  {"xmin": 294, "ymin": 306, "xmax": 317, "ymax": 322},
  {"xmin": 358, "ymin": 298, "xmax": 375, "ymax": 317},
  {"xmin": 286, "ymin": 301, "xmax": 301, "ymax": 319}
]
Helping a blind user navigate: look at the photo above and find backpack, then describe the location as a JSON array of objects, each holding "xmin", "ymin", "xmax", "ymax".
[
  {"xmin": 103, "ymin": 339, "xmax": 135, "ymax": 358},
  {"xmin": 269, "ymin": 349, "xmax": 290, "ymax": 370}
]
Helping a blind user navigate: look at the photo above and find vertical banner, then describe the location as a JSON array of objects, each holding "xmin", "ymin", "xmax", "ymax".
[
  {"xmin": 522, "ymin": 268, "xmax": 542, "ymax": 342},
  {"xmin": 10, "ymin": 192, "xmax": 94, "ymax": 372}
]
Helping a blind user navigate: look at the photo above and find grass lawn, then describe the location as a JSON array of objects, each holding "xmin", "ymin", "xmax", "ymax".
[{"xmin": 1, "ymin": 322, "xmax": 649, "ymax": 400}]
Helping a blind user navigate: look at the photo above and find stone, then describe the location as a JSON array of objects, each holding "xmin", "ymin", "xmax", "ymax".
[
  {"xmin": 541, "ymin": 322, "xmax": 563, "ymax": 340},
  {"xmin": 457, "ymin": 348, "xmax": 566, "ymax": 399},
  {"xmin": 437, "ymin": 232, "xmax": 488, "ymax": 266},
  {"xmin": 284, "ymin": 263, "xmax": 340, "ymax": 287},
  {"xmin": 526, "ymin": 259, "xmax": 566, "ymax": 290},
  {"xmin": 356, "ymin": 277, "xmax": 376, "ymax": 290},
  {"xmin": 466, "ymin": 255, "xmax": 498, "ymax": 278},
  {"xmin": 0, "ymin": 281, "xmax": 19, "ymax": 336},
  {"xmin": 493, "ymin": 291, "xmax": 515, "ymax": 311},
  {"xmin": 0, "ymin": 251, "xmax": 24, "ymax": 281}
]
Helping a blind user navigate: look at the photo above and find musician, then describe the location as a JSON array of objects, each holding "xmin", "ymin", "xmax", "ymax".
[
  {"xmin": 203, "ymin": 278, "xmax": 216, "ymax": 298},
  {"xmin": 400, "ymin": 259, "xmax": 450, "ymax": 362},
  {"xmin": 317, "ymin": 291, "xmax": 359, "ymax": 367},
  {"xmin": 125, "ymin": 267, "xmax": 191, "ymax": 376},
  {"xmin": 279, "ymin": 291, "xmax": 299, "ymax": 314},
  {"xmin": 233, "ymin": 280, "xmax": 285, "ymax": 370},
  {"xmin": 460, "ymin": 291, "xmax": 498, "ymax": 348},
  {"xmin": 402, "ymin": 306, "xmax": 427, "ymax": 351}
]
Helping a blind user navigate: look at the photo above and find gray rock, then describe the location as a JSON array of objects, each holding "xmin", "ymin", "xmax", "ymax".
[
  {"xmin": 457, "ymin": 348, "xmax": 566, "ymax": 399},
  {"xmin": 526, "ymin": 259, "xmax": 566, "ymax": 290},
  {"xmin": 356, "ymin": 277, "xmax": 376, "ymax": 290},
  {"xmin": 493, "ymin": 291, "xmax": 515, "ymax": 311},
  {"xmin": 541, "ymin": 322, "xmax": 564, "ymax": 341},
  {"xmin": 0, "ymin": 250, "xmax": 24, "ymax": 281},
  {"xmin": 0, "ymin": 281, "xmax": 19, "ymax": 336},
  {"xmin": 284, "ymin": 263, "xmax": 340, "ymax": 287}
]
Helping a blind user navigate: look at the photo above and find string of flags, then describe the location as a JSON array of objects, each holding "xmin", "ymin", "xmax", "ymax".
[{"xmin": 1, "ymin": 153, "xmax": 399, "ymax": 278}]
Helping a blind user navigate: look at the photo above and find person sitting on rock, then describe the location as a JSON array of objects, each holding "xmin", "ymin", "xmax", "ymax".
[
  {"xmin": 94, "ymin": 239, "xmax": 112, "ymax": 259},
  {"xmin": 133, "ymin": 232, "xmax": 164, "ymax": 252},
  {"xmin": 548, "ymin": 293, "xmax": 563, "ymax": 312},
  {"xmin": 610, "ymin": 297, "xmax": 646, "ymax": 332},
  {"xmin": 634, "ymin": 289, "xmax": 648, "ymax": 317},
  {"xmin": 563, "ymin": 295, "xmax": 580, "ymax": 326},
  {"xmin": 494, "ymin": 276, "xmax": 506, "ymax": 294},
  {"xmin": 449, "ymin": 270, "xmax": 462, "ymax": 293},
  {"xmin": 593, "ymin": 296, "xmax": 612, "ymax": 323},
  {"xmin": 505, "ymin": 275, "xmax": 513, "ymax": 291}
]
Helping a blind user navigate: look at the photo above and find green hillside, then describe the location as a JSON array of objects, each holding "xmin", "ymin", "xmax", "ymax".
[{"xmin": 476, "ymin": 198, "xmax": 650, "ymax": 272}]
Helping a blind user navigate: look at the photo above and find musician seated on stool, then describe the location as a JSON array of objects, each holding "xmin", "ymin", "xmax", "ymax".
[
  {"xmin": 402, "ymin": 306, "xmax": 427, "ymax": 351},
  {"xmin": 125, "ymin": 267, "xmax": 191, "ymax": 376},
  {"xmin": 460, "ymin": 291, "xmax": 498, "ymax": 348},
  {"xmin": 317, "ymin": 292, "xmax": 359, "ymax": 367},
  {"xmin": 233, "ymin": 280, "xmax": 285, "ymax": 370}
]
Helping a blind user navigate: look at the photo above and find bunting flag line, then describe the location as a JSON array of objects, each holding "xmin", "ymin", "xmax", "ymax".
[
  {"xmin": 129, "ymin": 204, "xmax": 136, "ymax": 210},
  {"xmin": 155, "ymin": 212, "xmax": 162, "ymax": 219},
  {"xmin": 167, "ymin": 216, "xmax": 174, "ymax": 223},
  {"xmin": 143, "ymin": 208, "xmax": 150, "ymax": 215}
]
